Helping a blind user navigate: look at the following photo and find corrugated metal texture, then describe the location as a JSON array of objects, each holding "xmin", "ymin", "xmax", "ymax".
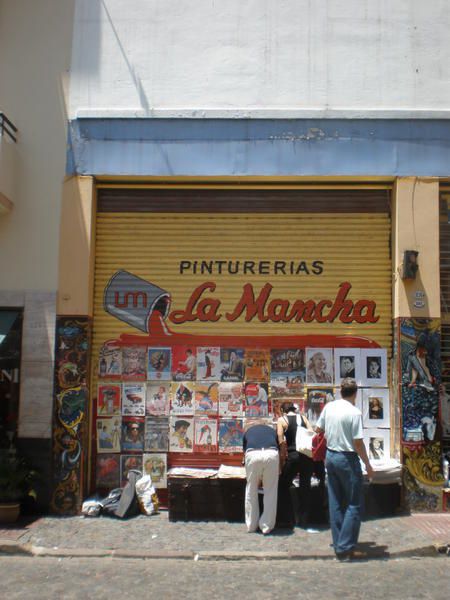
[
  {"xmin": 440, "ymin": 195, "xmax": 450, "ymax": 386},
  {"xmin": 92, "ymin": 209, "xmax": 392, "ymax": 371}
]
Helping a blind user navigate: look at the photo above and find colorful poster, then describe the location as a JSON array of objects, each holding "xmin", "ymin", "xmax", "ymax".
[
  {"xmin": 143, "ymin": 453, "xmax": 167, "ymax": 488},
  {"xmin": 98, "ymin": 343, "xmax": 122, "ymax": 379},
  {"xmin": 170, "ymin": 381, "xmax": 195, "ymax": 415},
  {"xmin": 305, "ymin": 348, "xmax": 334, "ymax": 385},
  {"xmin": 121, "ymin": 416, "xmax": 145, "ymax": 452},
  {"xmin": 244, "ymin": 349, "xmax": 270, "ymax": 382},
  {"xmin": 220, "ymin": 348, "xmax": 245, "ymax": 382},
  {"xmin": 194, "ymin": 382, "xmax": 219, "ymax": 415},
  {"xmin": 333, "ymin": 348, "xmax": 362, "ymax": 386},
  {"xmin": 122, "ymin": 383, "xmax": 146, "ymax": 416},
  {"xmin": 147, "ymin": 347, "xmax": 172, "ymax": 381},
  {"xmin": 122, "ymin": 346, "xmax": 147, "ymax": 380},
  {"xmin": 218, "ymin": 382, "xmax": 244, "ymax": 416},
  {"xmin": 145, "ymin": 416, "xmax": 169, "ymax": 452},
  {"xmin": 218, "ymin": 418, "xmax": 244, "ymax": 453},
  {"xmin": 169, "ymin": 417, "xmax": 194, "ymax": 452},
  {"xmin": 96, "ymin": 454, "xmax": 120, "ymax": 488},
  {"xmin": 120, "ymin": 454, "xmax": 143, "ymax": 486},
  {"xmin": 96, "ymin": 418, "xmax": 121, "ymax": 453},
  {"xmin": 303, "ymin": 388, "xmax": 334, "ymax": 428},
  {"xmin": 362, "ymin": 388, "xmax": 390, "ymax": 428},
  {"xmin": 244, "ymin": 382, "xmax": 269, "ymax": 417},
  {"xmin": 196, "ymin": 347, "xmax": 221, "ymax": 380},
  {"xmin": 361, "ymin": 349, "xmax": 387, "ymax": 387},
  {"xmin": 146, "ymin": 382, "xmax": 170, "ymax": 415},
  {"xmin": 194, "ymin": 417, "xmax": 218, "ymax": 452},
  {"xmin": 172, "ymin": 346, "xmax": 197, "ymax": 381},
  {"xmin": 97, "ymin": 384, "xmax": 121, "ymax": 416},
  {"xmin": 270, "ymin": 349, "xmax": 305, "ymax": 398}
]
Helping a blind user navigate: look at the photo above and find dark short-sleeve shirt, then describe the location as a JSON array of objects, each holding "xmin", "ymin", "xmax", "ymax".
[{"xmin": 243, "ymin": 424, "xmax": 278, "ymax": 452}]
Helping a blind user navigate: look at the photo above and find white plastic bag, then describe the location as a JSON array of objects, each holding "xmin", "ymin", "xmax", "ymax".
[
  {"xmin": 135, "ymin": 474, "xmax": 159, "ymax": 515},
  {"xmin": 295, "ymin": 416, "xmax": 314, "ymax": 457}
]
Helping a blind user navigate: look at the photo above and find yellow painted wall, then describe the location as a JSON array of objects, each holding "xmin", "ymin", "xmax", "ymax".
[{"xmin": 392, "ymin": 178, "xmax": 440, "ymax": 318}]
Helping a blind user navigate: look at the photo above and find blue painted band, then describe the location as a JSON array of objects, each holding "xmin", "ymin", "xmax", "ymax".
[{"xmin": 67, "ymin": 118, "xmax": 450, "ymax": 177}]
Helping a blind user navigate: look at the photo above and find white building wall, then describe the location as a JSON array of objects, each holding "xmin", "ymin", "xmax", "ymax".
[{"xmin": 70, "ymin": 0, "xmax": 450, "ymax": 119}]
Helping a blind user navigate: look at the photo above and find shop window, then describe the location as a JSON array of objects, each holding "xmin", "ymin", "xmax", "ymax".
[{"xmin": 0, "ymin": 309, "xmax": 23, "ymax": 449}]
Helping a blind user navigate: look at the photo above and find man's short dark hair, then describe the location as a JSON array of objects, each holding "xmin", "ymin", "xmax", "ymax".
[{"xmin": 341, "ymin": 377, "xmax": 358, "ymax": 398}]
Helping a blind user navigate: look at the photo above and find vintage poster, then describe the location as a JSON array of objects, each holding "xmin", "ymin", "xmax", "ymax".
[
  {"xmin": 218, "ymin": 418, "xmax": 244, "ymax": 453},
  {"xmin": 169, "ymin": 417, "xmax": 194, "ymax": 452},
  {"xmin": 98, "ymin": 343, "xmax": 122, "ymax": 379},
  {"xmin": 194, "ymin": 382, "xmax": 219, "ymax": 415},
  {"xmin": 144, "ymin": 416, "xmax": 169, "ymax": 452},
  {"xmin": 305, "ymin": 348, "xmax": 334, "ymax": 385},
  {"xmin": 303, "ymin": 388, "xmax": 334, "ymax": 428},
  {"xmin": 120, "ymin": 454, "xmax": 143, "ymax": 486},
  {"xmin": 220, "ymin": 348, "xmax": 245, "ymax": 382},
  {"xmin": 194, "ymin": 417, "xmax": 218, "ymax": 452},
  {"xmin": 364, "ymin": 428, "xmax": 390, "ymax": 462},
  {"xmin": 270, "ymin": 348, "xmax": 305, "ymax": 398},
  {"xmin": 244, "ymin": 382, "xmax": 269, "ymax": 417},
  {"xmin": 96, "ymin": 454, "xmax": 120, "ymax": 488},
  {"xmin": 218, "ymin": 382, "xmax": 244, "ymax": 417},
  {"xmin": 122, "ymin": 383, "xmax": 146, "ymax": 416},
  {"xmin": 122, "ymin": 346, "xmax": 147, "ymax": 380},
  {"xmin": 121, "ymin": 416, "xmax": 145, "ymax": 452},
  {"xmin": 146, "ymin": 382, "xmax": 170, "ymax": 415},
  {"xmin": 334, "ymin": 348, "xmax": 362, "ymax": 386},
  {"xmin": 196, "ymin": 347, "xmax": 221, "ymax": 380},
  {"xmin": 362, "ymin": 388, "xmax": 390, "ymax": 428},
  {"xmin": 147, "ymin": 347, "xmax": 172, "ymax": 380},
  {"xmin": 171, "ymin": 346, "xmax": 197, "ymax": 381},
  {"xmin": 170, "ymin": 381, "xmax": 195, "ymax": 415},
  {"xmin": 96, "ymin": 418, "xmax": 121, "ymax": 453},
  {"xmin": 97, "ymin": 383, "xmax": 121, "ymax": 416},
  {"xmin": 143, "ymin": 453, "xmax": 167, "ymax": 488},
  {"xmin": 244, "ymin": 349, "xmax": 270, "ymax": 382},
  {"xmin": 361, "ymin": 348, "xmax": 387, "ymax": 387}
]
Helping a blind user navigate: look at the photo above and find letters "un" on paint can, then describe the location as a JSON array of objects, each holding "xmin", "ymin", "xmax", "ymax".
[{"xmin": 104, "ymin": 270, "xmax": 171, "ymax": 333}]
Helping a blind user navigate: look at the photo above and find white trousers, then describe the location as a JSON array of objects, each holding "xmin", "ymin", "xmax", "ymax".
[{"xmin": 244, "ymin": 449, "xmax": 279, "ymax": 534}]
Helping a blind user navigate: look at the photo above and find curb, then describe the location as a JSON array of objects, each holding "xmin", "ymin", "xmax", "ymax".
[{"xmin": 0, "ymin": 541, "xmax": 445, "ymax": 561}]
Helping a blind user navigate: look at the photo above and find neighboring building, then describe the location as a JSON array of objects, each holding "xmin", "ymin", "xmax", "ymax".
[{"xmin": 0, "ymin": 0, "xmax": 449, "ymax": 513}]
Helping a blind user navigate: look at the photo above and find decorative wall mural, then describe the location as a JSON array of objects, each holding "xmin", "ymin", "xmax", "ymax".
[
  {"xmin": 403, "ymin": 442, "xmax": 444, "ymax": 512},
  {"xmin": 51, "ymin": 317, "xmax": 90, "ymax": 515}
]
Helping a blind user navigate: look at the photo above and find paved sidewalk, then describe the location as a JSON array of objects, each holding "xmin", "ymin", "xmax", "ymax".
[{"xmin": 0, "ymin": 511, "xmax": 449, "ymax": 560}]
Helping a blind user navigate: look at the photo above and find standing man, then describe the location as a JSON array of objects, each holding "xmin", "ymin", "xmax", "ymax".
[
  {"xmin": 243, "ymin": 419, "xmax": 279, "ymax": 534},
  {"xmin": 316, "ymin": 378, "xmax": 374, "ymax": 561}
]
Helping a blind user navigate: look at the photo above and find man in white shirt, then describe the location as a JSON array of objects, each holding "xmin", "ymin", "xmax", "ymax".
[{"xmin": 316, "ymin": 378, "xmax": 373, "ymax": 561}]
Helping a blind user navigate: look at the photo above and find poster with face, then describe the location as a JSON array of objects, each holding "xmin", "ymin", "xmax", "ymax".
[
  {"xmin": 143, "ymin": 453, "xmax": 167, "ymax": 488},
  {"xmin": 170, "ymin": 381, "xmax": 195, "ymax": 415},
  {"xmin": 97, "ymin": 384, "xmax": 121, "ymax": 416},
  {"xmin": 172, "ymin": 346, "xmax": 197, "ymax": 381},
  {"xmin": 169, "ymin": 416, "xmax": 194, "ymax": 452},
  {"xmin": 305, "ymin": 348, "xmax": 334, "ymax": 386},
  {"xmin": 121, "ymin": 416, "xmax": 145, "ymax": 452},
  {"xmin": 144, "ymin": 416, "xmax": 169, "ymax": 452},
  {"xmin": 122, "ymin": 346, "xmax": 147, "ymax": 380},
  {"xmin": 304, "ymin": 388, "xmax": 334, "ymax": 428},
  {"xmin": 122, "ymin": 383, "xmax": 146, "ymax": 416},
  {"xmin": 146, "ymin": 382, "xmax": 170, "ymax": 415},
  {"xmin": 220, "ymin": 348, "xmax": 245, "ymax": 382},
  {"xmin": 244, "ymin": 349, "xmax": 270, "ymax": 382},
  {"xmin": 120, "ymin": 454, "xmax": 143, "ymax": 486},
  {"xmin": 194, "ymin": 417, "xmax": 218, "ymax": 452},
  {"xmin": 270, "ymin": 349, "xmax": 305, "ymax": 398},
  {"xmin": 194, "ymin": 382, "xmax": 219, "ymax": 415},
  {"xmin": 196, "ymin": 347, "xmax": 221, "ymax": 381},
  {"xmin": 362, "ymin": 388, "xmax": 390, "ymax": 428},
  {"xmin": 244, "ymin": 382, "xmax": 269, "ymax": 417},
  {"xmin": 147, "ymin": 347, "xmax": 172, "ymax": 381},
  {"xmin": 364, "ymin": 428, "xmax": 390, "ymax": 462},
  {"xmin": 218, "ymin": 418, "xmax": 244, "ymax": 453},
  {"xmin": 98, "ymin": 344, "xmax": 122, "ymax": 379},
  {"xmin": 96, "ymin": 418, "xmax": 121, "ymax": 453},
  {"xmin": 218, "ymin": 382, "xmax": 244, "ymax": 416},
  {"xmin": 333, "ymin": 349, "xmax": 361, "ymax": 386},
  {"xmin": 96, "ymin": 454, "xmax": 120, "ymax": 488},
  {"xmin": 361, "ymin": 349, "xmax": 387, "ymax": 387}
]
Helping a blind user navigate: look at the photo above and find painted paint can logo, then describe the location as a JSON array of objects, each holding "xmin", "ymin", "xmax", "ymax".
[{"xmin": 104, "ymin": 270, "xmax": 171, "ymax": 333}]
